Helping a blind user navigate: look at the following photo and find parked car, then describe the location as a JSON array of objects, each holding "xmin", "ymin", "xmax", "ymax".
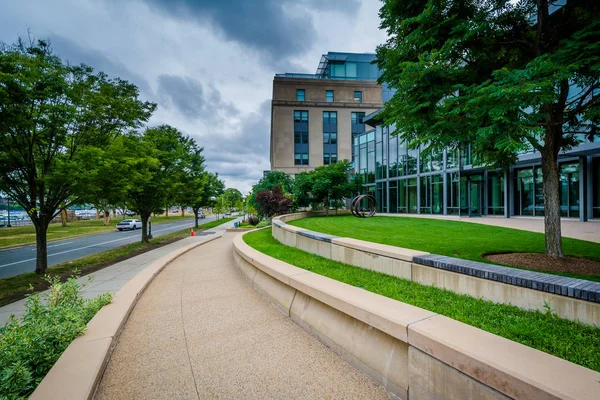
[
  {"xmin": 124, "ymin": 210, "xmax": 136, "ymax": 217},
  {"xmin": 198, "ymin": 212, "xmax": 206, "ymax": 219},
  {"xmin": 116, "ymin": 219, "xmax": 142, "ymax": 231}
]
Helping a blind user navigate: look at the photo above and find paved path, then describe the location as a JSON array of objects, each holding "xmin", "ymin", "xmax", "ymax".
[
  {"xmin": 96, "ymin": 233, "xmax": 392, "ymax": 399},
  {"xmin": 387, "ymin": 213, "xmax": 600, "ymax": 243},
  {"xmin": 0, "ymin": 217, "xmax": 222, "ymax": 279},
  {"xmin": 0, "ymin": 219, "xmax": 238, "ymax": 326}
]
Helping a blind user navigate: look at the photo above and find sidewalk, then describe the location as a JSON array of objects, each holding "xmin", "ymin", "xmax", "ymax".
[
  {"xmin": 386, "ymin": 213, "xmax": 600, "ymax": 243},
  {"xmin": 0, "ymin": 219, "xmax": 238, "ymax": 326},
  {"xmin": 95, "ymin": 233, "xmax": 393, "ymax": 399}
]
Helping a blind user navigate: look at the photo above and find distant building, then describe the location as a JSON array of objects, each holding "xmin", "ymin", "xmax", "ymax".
[{"xmin": 270, "ymin": 52, "xmax": 389, "ymax": 175}]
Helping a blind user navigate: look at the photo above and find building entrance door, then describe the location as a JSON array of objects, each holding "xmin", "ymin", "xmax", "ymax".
[{"xmin": 468, "ymin": 176, "xmax": 483, "ymax": 216}]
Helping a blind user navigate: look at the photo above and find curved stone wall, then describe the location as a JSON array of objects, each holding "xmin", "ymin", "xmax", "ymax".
[
  {"xmin": 271, "ymin": 212, "xmax": 600, "ymax": 328},
  {"xmin": 233, "ymin": 231, "xmax": 600, "ymax": 400}
]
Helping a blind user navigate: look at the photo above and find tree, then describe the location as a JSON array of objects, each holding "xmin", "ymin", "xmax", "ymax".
[
  {"xmin": 249, "ymin": 171, "xmax": 294, "ymax": 208},
  {"xmin": 213, "ymin": 194, "xmax": 226, "ymax": 220},
  {"xmin": 126, "ymin": 125, "xmax": 191, "ymax": 243},
  {"xmin": 0, "ymin": 39, "xmax": 155, "ymax": 274},
  {"xmin": 292, "ymin": 160, "xmax": 355, "ymax": 215},
  {"xmin": 223, "ymin": 188, "xmax": 243, "ymax": 210},
  {"xmin": 376, "ymin": 0, "xmax": 600, "ymax": 257},
  {"xmin": 255, "ymin": 187, "xmax": 293, "ymax": 218},
  {"xmin": 172, "ymin": 139, "xmax": 207, "ymax": 228}
]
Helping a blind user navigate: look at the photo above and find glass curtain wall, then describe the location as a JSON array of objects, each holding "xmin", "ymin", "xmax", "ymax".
[
  {"xmin": 487, "ymin": 172, "xmax": 505, "ymax": 215},
  {"xmin": 594, "ymin": 157, "xmax": 600, "ymax": 218}
]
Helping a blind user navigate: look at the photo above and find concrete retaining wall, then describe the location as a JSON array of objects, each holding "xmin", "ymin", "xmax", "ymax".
[
  {"xmin": 272, "ymin": 212, "xmax": 600, "ymax": 327},
  {"xmin": 233, "ymin": 233, "xmax": 600, "ymax": 399}
]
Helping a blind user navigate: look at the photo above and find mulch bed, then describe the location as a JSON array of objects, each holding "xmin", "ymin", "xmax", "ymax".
[{"xmin": 485, "ymin": 253, "xmax": 600, "ymax": 277}]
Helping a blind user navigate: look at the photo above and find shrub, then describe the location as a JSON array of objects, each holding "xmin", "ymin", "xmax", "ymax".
[
  {"xmin": 0, "ymin": 276, "xmax": 112, "ymax": 398},
  {"xmin": 248, "ymin": 215, "xmax": 260, "ymax": 226},
  {"xmin": 256, "ymin": 220, "xmax": 271, "ymax": 228}
]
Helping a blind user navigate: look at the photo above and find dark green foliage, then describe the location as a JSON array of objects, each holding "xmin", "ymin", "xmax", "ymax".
[
  {"xmin": 376, "ymin": 0, "xmax": 600, "ymax": 257},
  {"xmin": 0, "ymin": 38, "xmax": 155, "ymax": 273},
  {"xmin": 244, "ymin": 228, "xmax": 600, "ymax": 372},
  {"xmin": 249, "ymin": 171, "xmax": 294, "ymax": 208},
  {"xmin": 0, "ymin": 277, "xmax": 112, "ymax": 398},
  {"xmin": 292, "ymin": 160, "xmax": 355, "ymax": 214}
]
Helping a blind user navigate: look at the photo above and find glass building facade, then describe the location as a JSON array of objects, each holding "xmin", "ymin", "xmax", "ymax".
[{"xmin": 352, "ymin": 122, "xmax": 600, "ymax": 221}]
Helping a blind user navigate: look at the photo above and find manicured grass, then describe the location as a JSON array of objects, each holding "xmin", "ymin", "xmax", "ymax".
[
  {"xmin": 288, "ymin": 215, "xmax": 600, "ymax": 282},
  {"xmin": 0, "ymin": 217, "xmax": 235, "ymax": 305},
  {"xmin": 243, "ymin": 228, "xmax": 600, "ymax": 372},
  {"xmin": 0, "ymin": 214, "xmax": 195, "ymax": 248}
]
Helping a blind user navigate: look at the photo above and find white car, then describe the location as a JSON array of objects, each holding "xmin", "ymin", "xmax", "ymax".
[{"xmin": 116, "ymin": 219, "xmax": 142, "ymax": 231}]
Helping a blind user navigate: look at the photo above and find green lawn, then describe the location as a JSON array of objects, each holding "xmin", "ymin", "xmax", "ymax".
[
  {"xmin": 0, "ymin": 217, "xmax": 235, "ymax": 305},
  {"xmin": 243, "ymin": 228, "xmax": 600, "ymax": 372},
  {"xmin": 0, "ymin": 214, "xmax": 195, "ymax": 248},
  {"xmin": 288, "ymin": 215, "xmax": 600, "ymax": 281}
]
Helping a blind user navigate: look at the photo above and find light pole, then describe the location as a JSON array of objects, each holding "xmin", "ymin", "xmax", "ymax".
[{"xmin": 210, "ymin": 196, "xmax": 217, "ymax": 220}]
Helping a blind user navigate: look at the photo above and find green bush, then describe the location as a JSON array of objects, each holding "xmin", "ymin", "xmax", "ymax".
[
  {"xmin": 0, "ymin": 276, "xmax": 112, "ymax": 399},
  {"xmin": 256, "ymin": 220, "xmax": 271, "ymax": 228},
  {"xmin": 248, "ymin": 215, "xmax": 260, "ymax": 226}
]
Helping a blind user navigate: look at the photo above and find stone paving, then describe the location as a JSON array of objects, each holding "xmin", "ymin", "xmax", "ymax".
[
  {"xmin": 95, "ymin": 232, "xmax": 393, "ymax": 399},
  {"xmin": 0, "ymin": 220, "xmax": 238, "ymax": 326},
  {"xmin": 387, "ymin": 213, "xmax": 600, "ymax": 243}
]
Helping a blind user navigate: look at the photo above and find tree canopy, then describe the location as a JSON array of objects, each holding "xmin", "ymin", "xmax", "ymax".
[
  {"xmin": 0, "ymin": 39, "xmax": 155, "ymax": 273},
  {"xmin": 376, "ymin": 0, "xmax": 600, "ymax": 256}
]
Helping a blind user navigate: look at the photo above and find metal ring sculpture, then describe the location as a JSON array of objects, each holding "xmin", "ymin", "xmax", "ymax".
[{"xmin": 351, "ymin": 194, "xmax": 377, "ymax": 218}]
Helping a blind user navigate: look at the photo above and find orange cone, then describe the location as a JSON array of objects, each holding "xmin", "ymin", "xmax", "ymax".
[{"xmin": 190, "ymin": 229, "xmax": 195, "ymax": 237}]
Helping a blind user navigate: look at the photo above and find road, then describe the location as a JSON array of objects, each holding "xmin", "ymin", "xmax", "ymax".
[{"xmin": 0, "ymin": 217, "xmax": 220, "ymax": 279}]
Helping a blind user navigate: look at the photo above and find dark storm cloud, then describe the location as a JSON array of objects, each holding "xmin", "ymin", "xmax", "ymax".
[
  {"xmin": 141, "ymin": 0, "xmax": 360, "ymax": 61},
  {"xmin": 49, "ymin": 35, "xmax": 151, "ymax": 95},
  {"xmin": 157, "ymin": 74, "xmax": 238, "ymax": 120},
  {"xmin": 203, "ymin": 99, "xmax": 270, "ymax": 182}
]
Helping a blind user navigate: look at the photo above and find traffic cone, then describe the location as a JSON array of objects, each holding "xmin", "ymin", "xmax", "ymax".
[{"xmin": 190, "ymin": 229, "xmax": 195, "ymax": 237}]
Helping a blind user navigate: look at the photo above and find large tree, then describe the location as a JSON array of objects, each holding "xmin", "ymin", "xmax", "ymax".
[
  {"xmin": 249, "ymin": 170, "xmax": 294, "ymax": 208},
  {"xmin": 0, "ymin": 39, "xmax": 155, "ymax": 274},
  {"xmin": 293, "ymin": 160, "xmax": 355, "ymax": 215},
  {"xmin": 174, "ymin": 142, "xmax": 208, "ymax": 229},
  {"xmin": 376, "ymin": 0, "xmax": 600, "ymax": 257},
  {"xmin": 126, "ymin": 125, "xmax": 192, "ymax": 243}
]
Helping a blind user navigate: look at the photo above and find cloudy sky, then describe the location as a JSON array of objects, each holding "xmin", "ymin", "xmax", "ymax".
[{"xmin": 1, "ymin": 0, "xmax": 387, "ymax": 193}]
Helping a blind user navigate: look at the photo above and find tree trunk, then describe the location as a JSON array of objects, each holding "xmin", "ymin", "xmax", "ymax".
[
  {"xmin": 541, "ymin": 138, "xmax": 564, "ymax": 258},
  {"xmin": 166, "ymin": 207, "xmax": 169, "ymax": 218},
  {"xmin": 181, "ymin": 208, "xmax": 185, "ymax": 217},
  {"xmin": 60, "ymin": 208, "xmax": 68, "ymax": 227},
  {"xmin": 193, "ymin": 207, "xmax": 199, "ymax": 228},
  {"xmin": 103, "ymin": 210, "xmax": 111, "ymax": 226},
  {"xmin": 34, "ymin": 218, "xmax": 49, "ymax": 275},
  {"xmin": 96, "ymin": 209, "xmax": 101, "ymax": 220},
  {"xmin": 141, "ymin": 211, "xmax": 150, "ymax": 243}
]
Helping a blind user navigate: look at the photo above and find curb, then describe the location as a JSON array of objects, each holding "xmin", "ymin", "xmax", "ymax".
[{"xmin": 29, "ymin": 233, "xmax": 223, "ymax": 400}]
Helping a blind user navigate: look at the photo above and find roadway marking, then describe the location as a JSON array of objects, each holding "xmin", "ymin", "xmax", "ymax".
[
  {"xmin": 32, "ymin": 241, "xmax": 74, "ymax": 250},
  {"xmin": 0, "ymin": 221, "xmax": 196, "ymax": 269}
]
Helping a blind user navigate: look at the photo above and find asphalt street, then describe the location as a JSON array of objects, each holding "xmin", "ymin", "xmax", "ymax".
[{"xmin": 0, "ymin": 216, "xmax": 219, "ymax": 279}]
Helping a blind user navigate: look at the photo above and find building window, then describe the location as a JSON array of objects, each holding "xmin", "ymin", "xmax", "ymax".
[
  {"xmin": 324, "ymin": 153, "xmax": 337, "ymax": 165},
  {"xmin": 295, "ymin": 153, "xmax": 309, "ymax": 165},
  {"xmin": 323, "ymin": 111, "xmax": 337, "ymax": 124},
  {"xmin": 325, "ymin": 90, "xmax": 334, "ymax": 102},
  {"xmin": 487, "ymin": 172, "xmax": 505, "ymax": 215},
  {"xmin": 351, "ymin": 112, "xmax": 366, "ymax": 135},
  {"xmin": 354, "ymin": 91, "xmax": 362, "ymax": 103},
  {"xmin": 294, "ymin": 110, "xmax": 308, "ymax": 122},
  {"xmin": 296, "ymin": 89, "xmax": 305, "ymax": 101}
]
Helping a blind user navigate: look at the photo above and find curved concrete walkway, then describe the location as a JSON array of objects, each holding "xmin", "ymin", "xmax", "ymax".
[{"xmin": 96, "ymin": 232, "xmax": 393, "ymax": 399}]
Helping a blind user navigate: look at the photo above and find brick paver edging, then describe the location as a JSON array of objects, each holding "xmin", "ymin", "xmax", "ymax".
[
  {"xmin": 233, "ymin": 231, "xmax": 600, "ymax": 400},
  {"xmin": 29, "ymin": 234, "xmax": 224, "ymax": 400},
  {"xmin": 273, "ymin": 212, "xmax": 600, "ymax": 305}
]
